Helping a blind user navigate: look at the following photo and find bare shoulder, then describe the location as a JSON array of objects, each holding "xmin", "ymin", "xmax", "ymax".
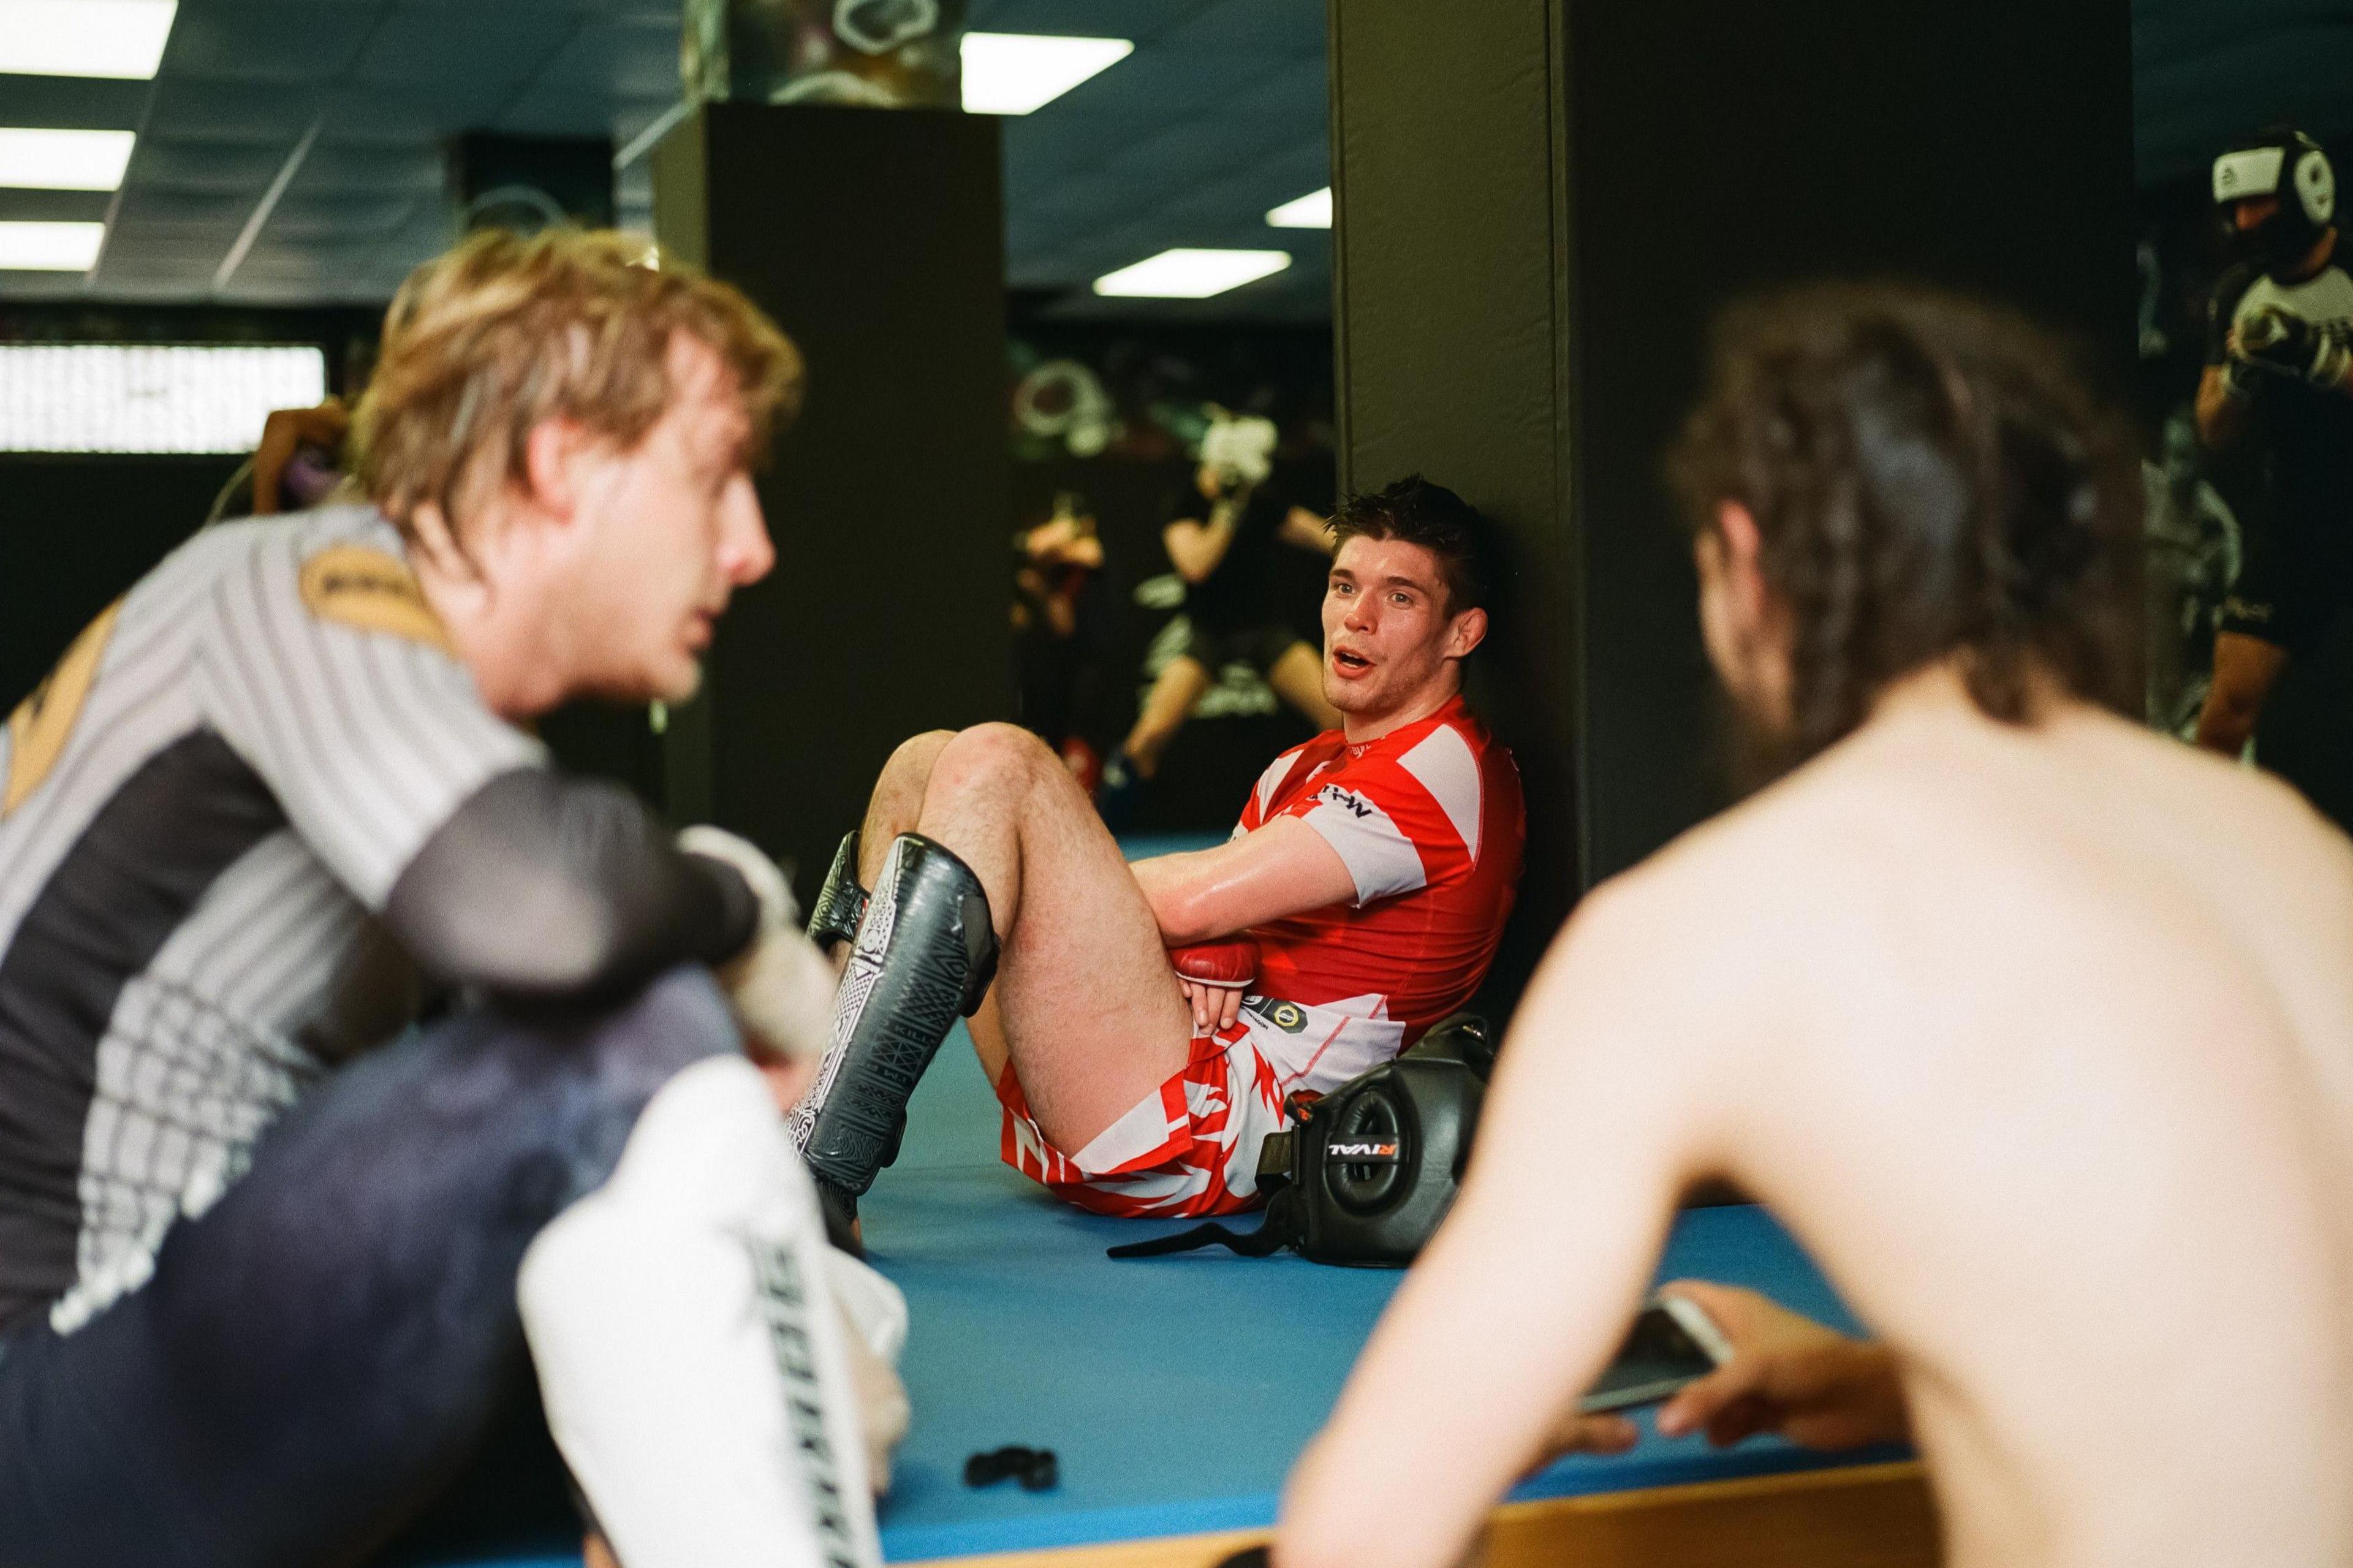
[
  {"xmin": 1518, "ymin": 768, "xmax": 1855, "ymax": 1053},
  {"xmin": 2069, "ymin": 708, "xmax": 2353, "ymax": 904}
]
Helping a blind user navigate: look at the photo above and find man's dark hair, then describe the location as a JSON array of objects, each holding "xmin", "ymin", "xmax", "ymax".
[
  {"xmin": 1327, "ymin": 475, "xmax": 1498, "ymax": 616},
  {"xmin": 1665, "ymin": 282, "xmax": 2140, "ymax": 762}
]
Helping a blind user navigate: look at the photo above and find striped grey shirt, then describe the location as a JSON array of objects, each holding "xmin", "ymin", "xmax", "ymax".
[{"xmin": 0, "ymin": 506, "xmax": 543, "ymax": 1334}]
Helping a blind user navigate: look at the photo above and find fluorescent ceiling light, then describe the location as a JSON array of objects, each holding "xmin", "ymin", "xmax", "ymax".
[
  {"xmin": 962, "ymin": 32, "xmax": 1132, "ymax": 115},
  {"xmin": 0, "ymin": 129, "xmax": 137, "ymax": 191},
  {"xmin": 0, "ymin": 0, "xmax": 178, "ymax": 80},
  {"xmin": 1267, "ymin": 187, "xmax": 1332, "ymax": 229},
  {"xmin": 0, "ymin": 221, "xmax": 105, "ymax": 270},
  {"xmin": 1094, "ymin": 248, "xmax": 1293, "ymax": 300}
]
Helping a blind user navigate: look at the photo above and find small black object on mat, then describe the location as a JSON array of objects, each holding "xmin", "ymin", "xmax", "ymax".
[
  {"xmin": 963, "ymin": 1445, "xmax": 1058, "ymax": 1491},
  {"xmin": 1211, "ymin": 1549, "xmax": 1269, "ymax": 1568}
]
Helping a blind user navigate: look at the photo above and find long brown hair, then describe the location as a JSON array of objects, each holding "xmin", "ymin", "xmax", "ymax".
[{"xmin": 1666, "ymin": 282, "xmax": 2141, "ymax": 762}]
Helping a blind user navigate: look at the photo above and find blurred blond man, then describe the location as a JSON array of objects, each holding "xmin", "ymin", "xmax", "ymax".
[{"xmin": 0, "ymin": 229, "xmax": 899, "ymax": 1568}]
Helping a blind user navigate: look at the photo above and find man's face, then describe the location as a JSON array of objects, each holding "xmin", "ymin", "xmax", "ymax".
[
  {"xmin": 560, "ymin": 332, "xmax": 775, "ymax": 703},
  {"xmin": 2232, "ymin": 195, "xmax": 2282, "ymax": 234},
  {"xmin": 1320, "ymin": 534, "xmax": 1482, "ymax": 719}
]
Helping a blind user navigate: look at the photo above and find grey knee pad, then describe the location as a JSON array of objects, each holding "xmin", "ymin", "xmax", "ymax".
[
  {"xmin": 806, "ymin": 831, "xmax": 868, "ymax": 956},
  {"xmin": 787, "ymin": 834, "xmax": 998, "ymax": 1200}
]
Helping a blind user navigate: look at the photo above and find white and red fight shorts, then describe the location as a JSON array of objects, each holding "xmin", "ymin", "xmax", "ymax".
[{"xmin": 994, "ymin": 993, "xmax": 1400, "ymax": 1219}]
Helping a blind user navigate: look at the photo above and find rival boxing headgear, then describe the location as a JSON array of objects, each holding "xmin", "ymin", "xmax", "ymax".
[
  {"xmin": 2214, "ymin": 127, "xmax": 2337, "ymax": 279},
  {"xmin": 1107, "ymin": 1014, "xmax": 1495, "ymax": 1268}
]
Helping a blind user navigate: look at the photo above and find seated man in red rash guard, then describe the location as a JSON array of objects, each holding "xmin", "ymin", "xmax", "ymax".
[{"xmin": 787, "ymin": 477, "xmax": 1526, "ymax": 1227}]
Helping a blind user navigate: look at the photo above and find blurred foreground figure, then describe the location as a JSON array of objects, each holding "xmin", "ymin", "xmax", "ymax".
[
  {"xmin": 0, "ymin": 229, "xmax": 902, "ymax": 1568},
  {"xmin": 1281, "ymin": 284, "xmax": 2353, "ymax": 1568}
]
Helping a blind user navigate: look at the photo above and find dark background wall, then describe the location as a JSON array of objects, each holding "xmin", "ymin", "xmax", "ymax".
[
  {"xmin": 1567, "ymin": 0, "xmax": 2138, "ymax": 883},
  {"xmin": 655, "ymin": 103, "xmax": 1012, "ymax": 901},
  {"xmin": 0, "ymin": 457, "xmax": 240, "ymax": 706},
  {"xmin": 1331, "ymin": 0, "xmax": 2136, "ymax": 1010}
]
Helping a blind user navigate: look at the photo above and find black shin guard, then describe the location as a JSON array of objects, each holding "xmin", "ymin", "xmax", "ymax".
[
  {"xmin": 805, "ymin": 830, "xmax": 868, "ymax": 955},
  {"xmin": 788, "ymin": 834, "xmax": 999, "ymax": 1202}
]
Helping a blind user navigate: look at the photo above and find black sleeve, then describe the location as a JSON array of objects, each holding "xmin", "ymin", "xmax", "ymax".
[
  {"xmin": 383, "ymin": 768, "xmax": 760, "ymax": 1002},
  {"xmin": 2208, "ymin": 263, "xmax": 2258, "ymax": 365}
]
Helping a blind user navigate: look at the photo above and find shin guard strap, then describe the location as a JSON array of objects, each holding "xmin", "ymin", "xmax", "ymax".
[{"xmin": 806, "ymin": 831, "xmax": 868, "ymax": 955}]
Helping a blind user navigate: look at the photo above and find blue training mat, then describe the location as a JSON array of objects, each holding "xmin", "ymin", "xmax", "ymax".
[
  {"xmin": 858, "ymin": 1044, "xmax": 1891, "ymax": 1561},
  {"xmin": 441, "ymin": 832, "xmax": 1894, "ymax": 1564}
]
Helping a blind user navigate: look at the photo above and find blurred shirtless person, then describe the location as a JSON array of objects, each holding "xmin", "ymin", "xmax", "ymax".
[{"xmin": 1280, "ymin": 286, "xmax": 2353, "ymax": 1568}]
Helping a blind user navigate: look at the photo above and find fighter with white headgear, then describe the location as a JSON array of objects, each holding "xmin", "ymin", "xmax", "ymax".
[{"xmin": 2194, "ymin": 127, "xmax": 2353, "ymax": 828}]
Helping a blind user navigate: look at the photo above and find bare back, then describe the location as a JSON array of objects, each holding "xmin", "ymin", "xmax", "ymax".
[
  {"xmin": 1687, "ymin": 688, "xmax": 2353, "ymax": 1566},
  {"xmin": 1284, "ymin": 678, "xmax": 2353, "ymax": 1568}
]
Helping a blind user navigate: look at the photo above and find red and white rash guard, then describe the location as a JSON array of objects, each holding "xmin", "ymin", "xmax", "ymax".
[{"xmin": 1235, "ymin": 694, "xmax": 1525, "ymax": 1094}]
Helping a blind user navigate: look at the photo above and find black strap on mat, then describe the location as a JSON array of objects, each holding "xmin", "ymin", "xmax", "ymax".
[
  {"xmin": 1105, "ymin": 1221, "xmax": 1289, "ymax": 1259},
  {"xmin": 1106, "ymin": 1191, "xmax": 1303, "ymax": 1260}
]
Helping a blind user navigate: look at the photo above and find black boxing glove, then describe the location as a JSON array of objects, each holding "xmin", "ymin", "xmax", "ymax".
[{"xmin": 2240, "ymin": 306, "xmax": 2353, "ymax": 390}]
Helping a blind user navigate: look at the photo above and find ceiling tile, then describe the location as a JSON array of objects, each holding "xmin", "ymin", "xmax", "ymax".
[
  {"xmin": 299, "ymin": 141, "xmax": 445, "ymax": 194},
  {"xmin": 0, "ymin": 75, "xmax": 152, "ymax": 132},
  {"xmin": 267, "ymin": 191, "xmax": 428, "ymax": 240},
  {"xmin": 530, "ymin": 14, "xmax": 683, "ymax": 97},
  {"xmin": 350, "ymin": 6, "xmax": 581, "ymax": 93},
  {"xmin": 143, "ymin": 79, "xmax": 318, "ymax": 143},
  {"xmin": 162, "ymin": 2, "xmax": 383, "ymax": 85},
  {"xmin": 1151, "ymin": 0, "xmax": 1325, "ymax": 56},
  {"xmin": 128, "ymin": 135, "xmax": 290, "ymax": 192},
  {"xmin": 0, "ymin": 188, "xmax": 113, "ymax": 223}
]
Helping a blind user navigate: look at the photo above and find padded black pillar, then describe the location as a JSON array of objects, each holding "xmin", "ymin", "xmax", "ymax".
[
  {"xmin": 653, "ymin": 103, "xmax": 1009, "ymax": 904},
  {"xmin": 1330, "ymin": 0, "xmax": 2134, "ymax": 999}
]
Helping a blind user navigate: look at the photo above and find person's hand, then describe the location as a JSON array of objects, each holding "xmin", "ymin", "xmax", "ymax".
[
  {"xmin": 1651, "ymin": 1281, "xmax": 1908, "ymax": 1452},
  {"xmin": 836, "ymin": 1297, "xmax": 911, "ymax": 1493},
  {"xmin": 825, "ymin": 1248, "xmax": 913, "ymax": 1495},
  {"xmin": 1172, "ymin": 937, "xmax": 1257, "ymax": 1033},
  {"xmin": 1178, "ymin": 976, "xmax": 1245, "ymax": 1033},
  {"xmin": 1531, "ymin": 1407, "xmax": 1640, "ymax": 1468},
  {"xmin": 677, "ymin": 826, "xmax": 838, "ymax": 1109}
]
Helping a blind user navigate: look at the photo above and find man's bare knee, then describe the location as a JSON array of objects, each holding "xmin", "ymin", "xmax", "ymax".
[
  {"xmin": 861, "ymin": 730, "xmax": 960, "ymax": 884},
  {"xmin": 923, "ymin": 722, "xmax": 1058, "ymax": 812},
  {"xmin": 882, "ymin": 730, "xmax": 958, "ymax": 791}
]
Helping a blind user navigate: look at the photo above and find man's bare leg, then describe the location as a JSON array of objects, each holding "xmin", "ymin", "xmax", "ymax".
[
  {"xmin": 795, "ymin": 724, "xmax": 1191, "ymax": 1200},
  {"xmin": 1267, "ymin": 640, "xmax": 1342, "ymax": 730},
  {"xmin": 909, "ymin": 724, "xmax": 1193, "ymax": 1150},
  {"xmin": 1121, "ymin": 654, "xmax": 1214, "ymax": 779},
  {"xmin": 854, "ymin": 731, "xmax": 957, "ymax": 890}
]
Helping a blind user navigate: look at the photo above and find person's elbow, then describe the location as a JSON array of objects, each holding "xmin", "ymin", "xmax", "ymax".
[
  {"xmin": 2193, "ymin": 403, "xmax": 2228, "ymax": 450},
  {"xmin": 2194, "ymin": 383, "xmax": 2240, "ymax": 450},
  {"xmin": 396, "ymin": 884, "xmax": 651, "ymax": 1000}
]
